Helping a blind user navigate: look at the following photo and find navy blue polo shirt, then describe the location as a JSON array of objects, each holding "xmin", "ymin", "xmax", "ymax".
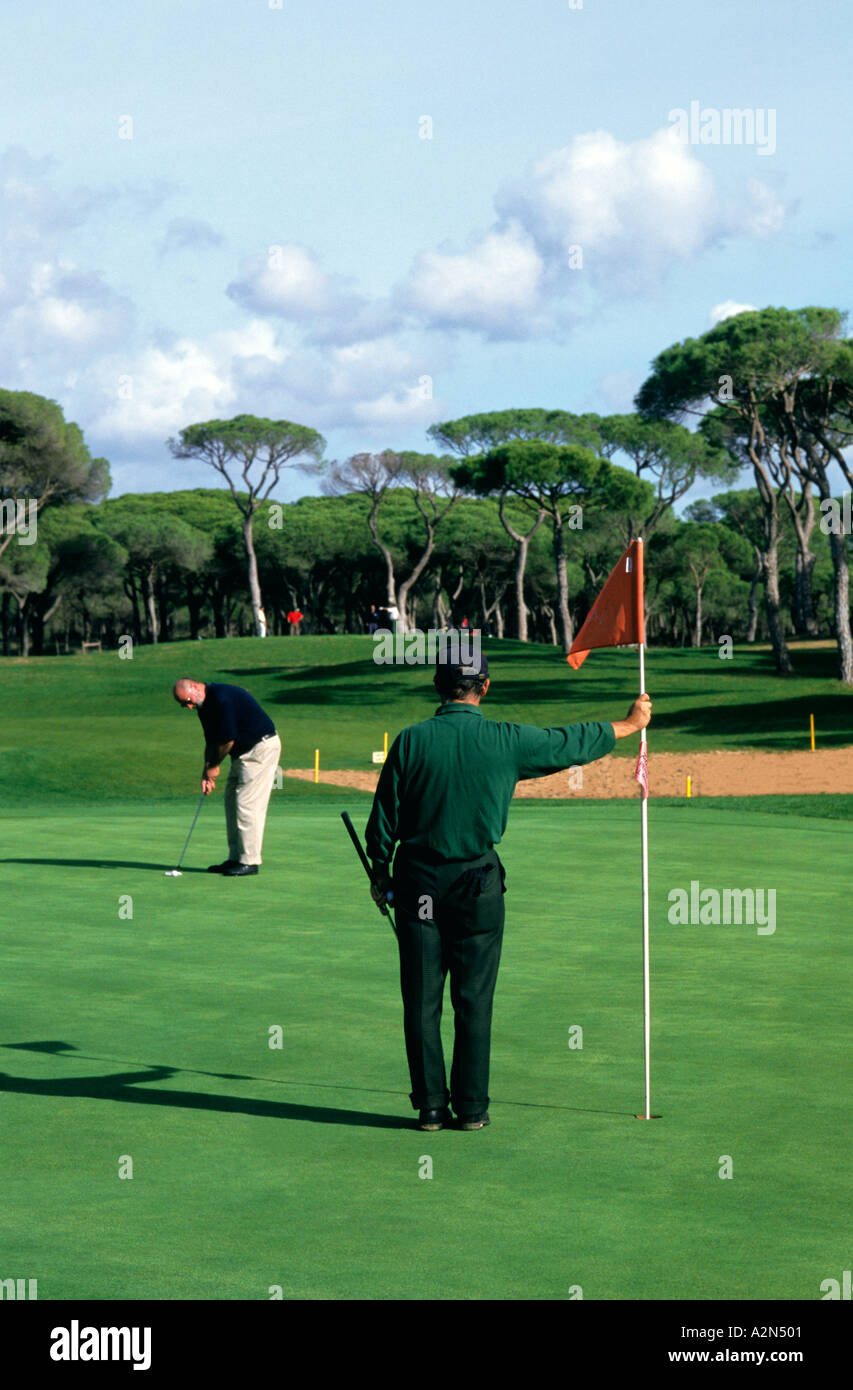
[{"xmin": 197, "ymin": 683, "xmax": 276, "ymax": 758}]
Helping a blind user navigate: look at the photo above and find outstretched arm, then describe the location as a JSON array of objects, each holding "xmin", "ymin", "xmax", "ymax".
[{"xmin": 514, "ymin": 694, "xmax": 652, "ymax": 780}]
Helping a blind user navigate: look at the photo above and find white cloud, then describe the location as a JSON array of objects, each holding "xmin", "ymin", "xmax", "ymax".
[
  {"xmin": 0, "ymin": 259, "xmax": 135, "ymax": 368},
  {"xmin": 509, "ymin": 129, "xmax": 715, "ymax": 269},
  {"xmin": 398, "ymin": 222, "xmax": 545, "ymax": 338},
  {"xmin": 92, "ymin": 342, "xmax": 236, "ymax": 443},
  {"xmin": 351, "ymin": 386, "xmax": 437, "ymax": 428},
  {"xmin": 325, "ymin": 337, "xmax": 429, "ymax": 401},
  {"xmin": 741, "ymin": 177, "xmax": 787, "ymax": 237},
  {"xmin": 0, "ymin": 152, "xmax": 137, "ymax": 368},
  {"xmin": 226, "ymin": 242, "xmax": 401, "ymax": 346},
  {"xmin": 709, "ymin": 299, "xmax": 758, "ymax": 326},
  {"xmin": 497, "ymin": 127, "xmax": 788, "ymax": 296},
  {"xmin": 0, "ymin": 130, "xmax": 792, "ymax": 482},
  {"xmin": 228, "ymin": 243, "xmax": 335, "ymax": 318},
  {"xmin": 82, "ymin": 323, "xmax": 441, "ymax": 456},
  {"xmin": 389, "ymin": 126, "xmax": 788, "ymax": 335},
  {"xmin": 90, "ymin": 320, "xmax": 288, "ymax": 444},
  {"xmin": 157, "ymin": 217, "xmax": 224, "ymax": 256},
  {"xmin": 254, "ymin": 333, "xmax": 445, "ymax": 434},
  {"xmin": 213, "ymin": 319, "xmax": 287, "ymax": 365}
]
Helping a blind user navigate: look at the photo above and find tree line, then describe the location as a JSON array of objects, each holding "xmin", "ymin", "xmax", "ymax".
[{"xmin": 1, "ymin": 306, "xmax": 851, "ymax": 679}]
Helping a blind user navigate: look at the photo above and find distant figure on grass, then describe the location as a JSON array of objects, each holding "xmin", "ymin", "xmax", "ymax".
[
  {"xmin": 365, "ymin": 649, "xmax": 652, "ymax": 1132},
  {"xmin": 366, "ymin": 603, "xmax": 380, "ymax": 635},
  {"xmin": 172, "ymin": 679, "xmax": 281, "ymax": 877},
  {"xmin": 287, "ymin": 609, "xmax": 304, "ymax": 635}
]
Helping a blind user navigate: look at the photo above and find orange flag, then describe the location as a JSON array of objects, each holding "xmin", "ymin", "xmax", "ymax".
[{"xmin": 567, "ymin": 539, "xmax": 645, "ymax": 669}]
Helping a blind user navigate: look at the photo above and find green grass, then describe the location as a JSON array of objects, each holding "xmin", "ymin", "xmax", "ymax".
[
  {"xmin": 563, "ymin": 794, "xmax": 853, "ymax": 821},
  {"xmin": 0, "ymin": 798, "xmax": 849, "ymax": 1299},
  {"xmin": 0, "ymin": 636, "xmax": 850, "ymax": 805},
  {"xmin": 1, "ymin": 637, "xmax": 850, "ymax": 1299}
]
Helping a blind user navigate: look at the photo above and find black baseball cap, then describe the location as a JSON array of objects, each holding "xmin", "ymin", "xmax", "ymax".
[{"xmin": 434, "ymin": 647, "xmax": 489, "ymax": 687}]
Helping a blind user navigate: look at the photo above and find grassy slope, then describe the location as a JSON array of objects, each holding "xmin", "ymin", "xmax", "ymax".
[{"xmin": 1, "ymin": 636, "xmax": 851, "ymax": 805}]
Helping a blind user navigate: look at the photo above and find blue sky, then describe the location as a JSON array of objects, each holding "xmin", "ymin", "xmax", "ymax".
[{"xmin": 1, "ymin": 0, "xmax": 850, "ymax": 502}]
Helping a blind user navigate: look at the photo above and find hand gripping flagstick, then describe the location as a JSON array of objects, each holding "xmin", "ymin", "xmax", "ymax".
[
  {"xmin": 567, "ymin": 537, "xmax": 658, "ymax": 1120},
  {"xmin": 340, "ymin": 812, "xmax": 398, "ymax": 936}
]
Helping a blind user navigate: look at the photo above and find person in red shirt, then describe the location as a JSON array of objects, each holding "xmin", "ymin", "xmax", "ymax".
[{"xmin": 287, "ymin": 609, "xmax": 304, "ymax": 635}]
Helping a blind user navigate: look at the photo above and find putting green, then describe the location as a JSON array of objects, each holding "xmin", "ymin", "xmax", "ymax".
[{"xmin": 1, "ymin": 797, "xmax": 849, "ymax": 1300}]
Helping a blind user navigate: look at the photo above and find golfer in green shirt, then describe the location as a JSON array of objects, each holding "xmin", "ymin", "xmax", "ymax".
[{"xmin": 365, "ymin": 650, "xmax": 652, "ymax": 1132}]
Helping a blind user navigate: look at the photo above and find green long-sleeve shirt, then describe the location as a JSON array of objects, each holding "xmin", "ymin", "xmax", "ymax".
[{"xmin": 365, "ymin": 702, "xmax": 616, "ymax": 865}]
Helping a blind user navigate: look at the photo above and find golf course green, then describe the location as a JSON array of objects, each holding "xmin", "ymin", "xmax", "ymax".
[{"xmin": 1, "ymin": 638, "xmax": 850, "ymax": 1299}]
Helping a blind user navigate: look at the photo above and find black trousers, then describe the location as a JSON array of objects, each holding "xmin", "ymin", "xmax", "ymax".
[{"xmin": 392, "ymin": 847, "xmax": 506, "ymax": 1116}]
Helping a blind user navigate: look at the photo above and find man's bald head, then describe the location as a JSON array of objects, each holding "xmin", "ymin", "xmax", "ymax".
[{"xmin": 173, "ymin": 678, "xmax": 206, "ymax": 708}]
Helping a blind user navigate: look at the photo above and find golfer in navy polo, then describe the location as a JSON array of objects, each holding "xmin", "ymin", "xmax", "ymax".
[{"xmin": 172, "ymin": 678, "xmax": 281, "ymax": 876}]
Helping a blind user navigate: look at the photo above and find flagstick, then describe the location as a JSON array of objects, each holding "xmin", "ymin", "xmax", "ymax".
[
  {"xmin": 566, "ymin": 536, "xmax": 657, "ymax": 1119},
  {"xmin": 638, "ymin": 641, "xmax": 652, "ymax": 1119}
]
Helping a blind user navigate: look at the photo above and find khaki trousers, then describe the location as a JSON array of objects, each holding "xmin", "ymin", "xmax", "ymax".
[{"xmin": 224, "ymin": 734, "xmax": 281, "ymax": 865}]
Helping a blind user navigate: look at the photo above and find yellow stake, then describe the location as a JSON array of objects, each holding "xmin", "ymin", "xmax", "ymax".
[
  {"xmin": 314, "ymin": 749, "xmax": 319, "ymax": 784},
  {"xmin": 384, "ymin": 730, "xmax": 388, "ymax": 757},
  {"xmin": 687, "ymin": 776, "xmax": 691, "ymax": 799},
  {"xmin": 810, "ymin": 713, "xmax": 815, "ymax": 751}
]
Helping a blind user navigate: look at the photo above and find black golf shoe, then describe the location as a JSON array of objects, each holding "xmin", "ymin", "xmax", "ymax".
[
  {"xmin": 207, "ymin": 860, "xmax": 238, "ymax": 873},
  {"xmin": 418, "ymin": 1107, "xmax": 453, "ymax": 1131},
  {"xmin": 223, "ymin": 863, "xmax": 259, "ymax": 877},
  {"xmin": 458, "ymin": 1112, "xmax": 490, "ymax": 1131}
]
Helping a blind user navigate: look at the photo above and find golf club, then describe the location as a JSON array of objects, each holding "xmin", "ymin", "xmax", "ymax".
[
  {"xmin": 165, "ymin": 792, "xmax": 206, "ymax": 877},
  {"xmin": 340, "ymin": 811, "xmax": 397, "ymax": 935}
]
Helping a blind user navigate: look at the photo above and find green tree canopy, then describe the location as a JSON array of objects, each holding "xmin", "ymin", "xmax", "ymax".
[
  {"xmin": 0, "ymin": 389, "xmax": 109, "ymax": 561},
  {"xmin": 168, "ymin": 414, "xmax": 325, "ymax": 636}
]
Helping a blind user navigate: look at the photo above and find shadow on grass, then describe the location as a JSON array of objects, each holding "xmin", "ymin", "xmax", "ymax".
[
  {"xmin": 0, "ymin": 858, "xmax": 208, "ymax": 874},
  {"xmin": 0, "ymin": 1066, "xmax": 417, "ymax": 1129},
  {"xmin": 0, "ymin": 1040, "xmax": 412, "ymax": 1130},
  {"xmin": 262, "ymin": 660, "xmax": 436, "ymax": 707},
  {"xmin": 1, "ymin": 1041, "xmax": 631, "ymax": 1123},
  {"xmin": 232, "ymin": 646, "xmax": 853, "ymax": 744},
  {"xmin": 648, "ymin": 694, "xmax": 853, "ymax": 746}
]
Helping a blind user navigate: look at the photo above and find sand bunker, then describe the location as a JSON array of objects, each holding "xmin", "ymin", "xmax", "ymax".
[{"xmin": 285, "ymin": 746, "xmax": 853, "ymax": 799}]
